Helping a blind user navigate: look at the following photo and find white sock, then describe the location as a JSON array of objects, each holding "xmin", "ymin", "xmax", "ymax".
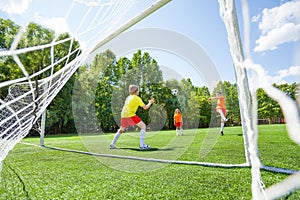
[
  {"xmin": 140, "ymin": 129, "xmax": 146, "ymax": 147},
  {"xmin": 220, "ymin": 123, "xmax": 224, "ymax": 132},
  {"xmin": 111, "ymin": 132, "xmax": 121, "ymax": 145}
]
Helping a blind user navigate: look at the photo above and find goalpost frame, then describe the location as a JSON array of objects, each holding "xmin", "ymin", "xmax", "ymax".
[
  {"xmin": 91, "ymin": 0, "xmax": 172, "ymax": 54},
  {"xmin": 218, "ymin": 0, "xmax": 265, "ymax": 199},
  {"xmin": 40, "ymin": 110, "xmax": 46, "ymax": 147},
  {"xmin": 218, "ymin": 0, "xmax": 253, "ymax": 165}
]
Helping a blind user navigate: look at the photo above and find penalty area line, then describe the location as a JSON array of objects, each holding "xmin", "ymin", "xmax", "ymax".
[
  {"xmin": 20, "ymin": 141, "xmax": 248, "ymax": 168},
  {"xmin": 20, "ymin": 142, "xmax": 299, "ymax": 173}
]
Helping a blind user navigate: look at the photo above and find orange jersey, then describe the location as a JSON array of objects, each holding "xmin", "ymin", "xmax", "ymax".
[
  {"xmin": 174, "ymin": 113, "xmax": 182, "ymax": 123},
  {"xmin": 216, "ymin": 96, "xmax": 226, "ymax": 109}
]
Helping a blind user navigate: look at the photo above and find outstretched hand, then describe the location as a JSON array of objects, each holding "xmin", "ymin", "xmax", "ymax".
[{"xmin": 149, "ymin": 97, "xmax": 155, "ymax": 104}]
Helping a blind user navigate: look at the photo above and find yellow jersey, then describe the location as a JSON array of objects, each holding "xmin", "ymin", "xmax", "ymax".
[{"xmin": 121, "ymin": 95, "xmax": 145, "ymax": 118}]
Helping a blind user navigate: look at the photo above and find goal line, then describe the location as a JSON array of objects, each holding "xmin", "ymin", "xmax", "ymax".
[{"xmin": 20, "ymin": 142, "xmax": 297, "ymax": 175}]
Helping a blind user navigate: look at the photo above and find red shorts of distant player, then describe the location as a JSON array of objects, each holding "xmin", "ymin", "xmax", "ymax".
[
  {"xmin": 216, "ymin": 108, "xmax": 226, "ymax": 117},
  {"xmin": 120, "ymin": 115, "xmax": 141, "ymax": 128},
  {"xmin": 175, "ymin": 122, "xmax": 182, "ymax": 128}
]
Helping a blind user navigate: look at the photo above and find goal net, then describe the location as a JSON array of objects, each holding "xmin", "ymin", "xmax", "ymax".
[
  {"xmin": 219, "ymin": 0, "xmax": 300, "ymax": 199},
  {"xmin": 0, "ymin": 0, "xmax": 299, "ymax": 199},
  {"xmin": 0, "ymin": 0, "xmax": 170, "ymax": 169}
]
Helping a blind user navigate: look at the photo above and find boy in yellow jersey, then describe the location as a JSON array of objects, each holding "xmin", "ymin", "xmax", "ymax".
[
  {"xmin": 110, "ymin": 85, "xmax": 155, "ymax": 150},
  {"xmin": 174, "ymin": 108, "xmax": 183, "ymax": 136},
  {"xmin": 209, "ymin": 92, "xmax": 228, "ymax": 135}
]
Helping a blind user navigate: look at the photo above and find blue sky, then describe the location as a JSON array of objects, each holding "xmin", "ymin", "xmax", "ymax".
[
  {"xmin": 128, "ymin": 0, "xmax": 300, "ymax": 85},
  {"xmin": 0, "ymin": 0, "xmax": 299, "ymax": 87}
]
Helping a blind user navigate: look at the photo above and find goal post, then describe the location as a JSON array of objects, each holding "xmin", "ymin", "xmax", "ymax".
[
  {"xmin": 39, "ymin": 109, "xmax": 46, "ymax": 147},
  {"xmin": 218, "ymin": 1, "xmax": 264, "ymax": 198},
  {"xmin": 219, "ymin": 0, "xmax": 300, "ymax": 199},
  {"xmin": 218, "ymin": 0, "xmax": 254, "ymax": 166},
  {"xmin": 91, "ymin": 0, "xmax": 172, "ymax": 54}
]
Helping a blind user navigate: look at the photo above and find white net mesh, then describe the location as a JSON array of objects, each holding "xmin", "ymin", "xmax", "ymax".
[
  {"xmin": 218, "ymin": 0, "xmax": 300, "ymax": 199},
  {"xmin": 0, "ymin": 0, "xmax": 170, "ymax": 166}
]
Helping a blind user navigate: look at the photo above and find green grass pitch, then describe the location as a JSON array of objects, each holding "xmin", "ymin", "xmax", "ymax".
[{"xmin": 0, "ymin": 124, "xmax": 299, "ymax": 199}]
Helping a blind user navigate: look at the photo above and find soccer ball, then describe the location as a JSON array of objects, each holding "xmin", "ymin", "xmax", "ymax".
[{"xmin": 171, "ymin": 89, "xmax": 178, "ymax": 96}]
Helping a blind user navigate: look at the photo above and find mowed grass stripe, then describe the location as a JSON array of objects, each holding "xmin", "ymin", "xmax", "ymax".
[{"xmin": 1, "ymin": 124, "xmax": 299, "ymax": 199}]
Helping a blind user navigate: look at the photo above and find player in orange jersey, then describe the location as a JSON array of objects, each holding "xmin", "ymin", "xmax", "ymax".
[
  {"xmin": 174, "ymin": 108, "xmax": 183, "ymax": 136},
  {"xmin": 209, "ymin": 92, "xmax": 228, "ymax": 135}
]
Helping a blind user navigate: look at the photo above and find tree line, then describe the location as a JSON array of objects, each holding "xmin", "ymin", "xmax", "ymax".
[{"xmin": 0, "ymin": 18, "xmax": 298, "ymax": 135}]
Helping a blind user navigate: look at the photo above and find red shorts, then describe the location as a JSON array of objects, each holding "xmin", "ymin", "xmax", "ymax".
[
  {"xmin": 175, "ymin": 122, "xmax": 182, "ymax": 128},
  {"xmin": 120, "ymin": 115, "xmax": 141, "ymax": 128},
  {"xmin": 216, "ymin": 108, "xmax": 226, "ymax": 116}
]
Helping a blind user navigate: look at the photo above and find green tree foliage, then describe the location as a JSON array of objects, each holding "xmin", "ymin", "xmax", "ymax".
[
  {"xmin": 0, "ymin": 18, "xmax": 19, "ymax": 50},
  {"xmin": 129, "ymin": 50, "xmax": 164, "ymax": 129},
  {"xmin": 93, "ymin": 50, "xmax": 117, "ymax": 131},
  {"xmin": 0, "ymin": 18, "xmax": 80, "ymax": 135},
  {"xmin": 0, "ymin": 19, "xmax": 20, "ymax": 98},
  {"xmin": 164, "ymin": 80, "xmax": 181, "ymax": 129},
  {"xmin": 178, "ymin": 78, "xmax": 199, "ymax": 129},
  {"xmin": 256, "ymin": 83, "xmax": 298, "ymax": 124},
  {"xmin": 2, "ymin": 17, "xmax": 298, "ymax": 134},
  {"xmin": 46, "ymin": 76, "xmax": 77, "ymax": 134},
  {"xmin": 223, "ymin": 81, "xmax": 240, "ymax": 125},
  {"xmin": 72, "ymin": 57, "xmax": 105, "ymax": 133},
  {"xmin": 92, "ymin": 49, "xmax": 166, "ymax": 132},
  {"xmin": 43, "ymin": 32, "xmax": 81, "ymax": 134},
  {"xmin": 195, "ymin": 86, "xmax": 211, "ymax": 128},
  {"xmin": 18, "ymin": 23, "xmax": 53, "ymax": 76}
]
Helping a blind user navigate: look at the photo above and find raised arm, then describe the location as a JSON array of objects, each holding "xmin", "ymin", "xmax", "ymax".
[
  {"xmin": 143, "ymin": 97, "xmax": 155, "ymax": 110},
  {"xmin": 209, "ymin": 96, "xmax": 218, "ymax": 100}
]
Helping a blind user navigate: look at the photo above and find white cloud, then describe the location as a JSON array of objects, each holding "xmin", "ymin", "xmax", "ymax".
[
  {"xmin": 273, "ymin": 65, "xmax": 300, "ymax": 83},
  {"xmin": 251, "ymin": 14, "xmax": 260, "ymax": 23},
  {"xmin": 278, "ymin": 65, "xmax": 300, "ymax": 77},
  {"xmin": 254, "ymin": 0, "xmax": 300, "ymax": 52},
  {"xmin": 74, "ymin": 0, "xmax": 101, "ymax": 7},
  {"xmin": 0, "ymin": 0, "xmax": 32, "ymax": 15},
  {"xmin": 34, "ymin": 12, "xmax": 70, "ymax": 35}
]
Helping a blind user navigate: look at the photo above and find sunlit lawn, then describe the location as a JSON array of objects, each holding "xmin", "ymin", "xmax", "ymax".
[{"xmin": 0, "ymin": 124, "xmax": 299, "ymax": 199}]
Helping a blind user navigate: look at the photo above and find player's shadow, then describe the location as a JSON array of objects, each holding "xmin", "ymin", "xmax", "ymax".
[{"xmin": 119, "ymin": 147, "xmax": 174, "ymax": 152}]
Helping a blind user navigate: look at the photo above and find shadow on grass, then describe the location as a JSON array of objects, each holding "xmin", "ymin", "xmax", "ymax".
[{"xmin": 118, "ymin": 147, "xmax": 174, "ymax": 152}]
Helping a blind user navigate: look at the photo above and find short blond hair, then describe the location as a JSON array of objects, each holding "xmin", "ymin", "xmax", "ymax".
[
  {"xmin": 174, "ymin": 108, "xmax": 181, "ymax": 114},
  {"xmin": 129, "ymin": 84, "xmax": 139, "ymax": 95}
]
